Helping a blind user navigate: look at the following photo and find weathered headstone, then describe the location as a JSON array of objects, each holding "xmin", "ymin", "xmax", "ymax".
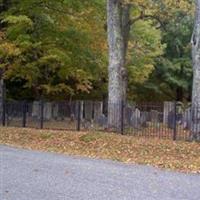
[
  {"xmin": 84, "ymin": 101, "xmax": 93, "ymax": 121},
  {"xmin": 97, "ymin": 114, "xmax": 107, "ymax": 128},
  {"xmin": 130, "ymin": 108, "xmax": 141, "ymax": 129},
  {"xmin": 168, "ymin": 108, "xmax": 183, "ymax": 129},
  {"xmin": 167, "ymin": 110, "xmax": 175, "ymax": 129},
  {"xmin": 68, "ymin": 102, "xmax": 76, "ymax": 120},
  {"xmin": 150, "ymin": 110, "xmax": 159, "ymax": 122},
  {"xmin": 163, "ymin": 101, "xmax": 174, "ymax": 124},
  {"xmin": 140, "ymin": 111, "xmax": 148, "ymax": 127},
  {"xmin": 94, "ymin": 102, "xmax": 103, "ymax": 122},
  {"xmin": 158, "ymin": 112, "xmax": 163, "ymax": 123},
  {"xmin": 32, "ymin": 101, "xmax": 40, "ymax": 119},
  {"xmin": 52, "ymin": 103, "xmax": 59, "ymax": 119},
  {"xmin": 182, "ymin": 107, "xmax": 191, "ymax": 129},
  {"xmin": 43, "ymin": 102, "xmax": 52, "ymax": 120},
  {"xmin": 125, "ymin": 105, "xmax": 135, "ymax": 126}
]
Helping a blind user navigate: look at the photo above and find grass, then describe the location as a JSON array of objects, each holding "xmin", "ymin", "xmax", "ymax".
[{"xmin": 0, "ymin": 127, "xmax": 199, "ymax": 173}]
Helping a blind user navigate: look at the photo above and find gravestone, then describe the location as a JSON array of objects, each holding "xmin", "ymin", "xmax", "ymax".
[
  {"xmin": 94, "ymin": 102, "xmax": 103, "ymax": 122},
  {"xmin": 140, "ymin": 112, "xmax": 148, "ymax": 127},
  {"xmin": 125, "ymin": 105, "xmax": 135, "ymax": 126},
  {"xmin": 158, "ymin": 112, "xmax": 163, "ymax": 123},
  {"xmin": 97, "ymin": 114, "xmax": 107, "ymax": 128},
  {"xmin": 130, "ymin": 108, "xmax": 141, "ymax": 129},
  {"xmin": 140, "ymin": 111, "xmax": 148, "ymax": 127},
  {"xmin": 150, "ymin": 110, "xmax": 159, "ymax": 122},
  {"xmin": 168, "ymin": 109, "xmax": 183, "ymax": 129},
  {"xmin": 182, "ymin": 107, "xmax": 191, "ymax": 129},
  {"xmin": 68, "ymin": 102, "xmax": 77, "ymax": 120},
  {"xmin": 57, "ymin": 103, "xmax": 64, "ymax": 120},
  {"xmin": 43, "ymin": 102, "xmax": 52, "ymax": 120},
  {"xmin": 167, "ymin": 110, "xmax": 175, "ymax": 129},
  {"xmin": 163, "ymin": 101, "xmax": 174, "ymax": 124},
  {"xmin": 32, "ymin": 101, "xmax": 40, "ymax": 119},
  {"xmin": 84, "ymin": 101, "xmax": 93, "ymax": 121},
  {"xmin": 52, "ymin": 103, "xmax": 59, "ymax": 119}
]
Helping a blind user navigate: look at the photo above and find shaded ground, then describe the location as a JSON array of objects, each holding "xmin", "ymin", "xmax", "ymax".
[
  {"xmin": 1, "ymin": 145, "xmax": 200, "ymax": 200},
  {"xmin": 0, "ymin": 127, "xmax": 199, "ymax": 173},
  {"xmin": 7, "ymin": 117, "xmax": 190, "ymax": 140}
]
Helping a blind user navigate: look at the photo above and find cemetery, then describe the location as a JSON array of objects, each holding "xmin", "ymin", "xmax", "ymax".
[
  {"xmin": 0, "ymin": 2, "xmax": 200, "ymax": 200},
  {"xmin": 0, "ymin": 100, "xmax": 193, "ymax": 141}
]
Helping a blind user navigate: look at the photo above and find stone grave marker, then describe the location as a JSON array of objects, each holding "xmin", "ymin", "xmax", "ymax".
[
  {"xmin": 125, "ymin": 105, "xmax": 135, "ymax": 126},
  {"xmin": 163, "ymin": 101, "xmax": 174, "ymax": 124},
  {"xmin": 32, "ymin": 101, "xmax": 40, "ymax": 119},
  {"xmin": 150, "ymin": 110, "xmax": 159, "ymax": 122},
  {"xmin": 94, "ymin": 102, "xmax": 103, "ymax": 122},
  {"xmin": 140, "ymin": 111, "xmax": 148, "ymax": 127},
  {"xmin": 130, "ymin": 108, "xmax": 141, "ymax": 129},
  {"xmin": 97, "ymin": 114, "xmax": 107, "ymax": 128},
  {"xmin": 84, "ymin": 101, "xmax": 93, "ymax": 121},
  {"xmin": 167, "ymin": 110, "xmax": 175, "ymax": 129},
  {"xmin": 43, "ymin": 102, "xmax": 52, "ymax": 120},
  {"xmin": 182, "ymin": 107, "xmax": 191, "ymax": 129}
]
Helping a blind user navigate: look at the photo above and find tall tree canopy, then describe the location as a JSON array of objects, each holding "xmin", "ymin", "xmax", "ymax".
[
  {"xmin": 0, "ymin": 0, "xmax": 195, "ymax": 106},
  {"xmin": 0, "ymin": 0, "xmax": 107, "ymax": 100}
]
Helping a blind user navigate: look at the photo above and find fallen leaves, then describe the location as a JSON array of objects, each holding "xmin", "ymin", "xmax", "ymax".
[{"xmin": 0, "ymin": 127, "xmax": 199, "ymax": 173}]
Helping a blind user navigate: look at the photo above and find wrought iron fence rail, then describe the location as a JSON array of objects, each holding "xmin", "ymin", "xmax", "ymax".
[{"xmin": 0, "ymin": 100, "xmax": 198, "ymax": 141}]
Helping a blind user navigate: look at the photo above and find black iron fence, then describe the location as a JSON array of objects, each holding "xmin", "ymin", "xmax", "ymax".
[{"xmin": 0, "ymin": 100, "xmax": 198, "ymax": 141}]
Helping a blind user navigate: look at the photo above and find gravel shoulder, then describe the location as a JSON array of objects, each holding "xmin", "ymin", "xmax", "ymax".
[{"xmin": 1, "ymin": 145, "xmax": 200, "ymax": 200}]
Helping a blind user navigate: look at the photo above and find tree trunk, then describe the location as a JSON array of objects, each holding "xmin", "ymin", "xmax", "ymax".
[
  {"xmin": 191, "ymin": 0, "xmax": 200, "ymax": 141},
  {"xmin": 107, "ymin": 0, "xmax": 130, "ymax": 130},
  {"xmin": 121, "ymin": 4, "xmax": 131, "ymax": 102}
]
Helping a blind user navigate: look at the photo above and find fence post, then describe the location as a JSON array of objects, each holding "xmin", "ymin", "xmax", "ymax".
[
  {"xmin": 173, "ymin": 101, "xmax": 177, "ymax": 141},
  {"xmin": 120, "ymin": 100, "xmax": 124, "ymax": 135},
  {"xmin": 40, "ymin": 100, "xmax": 44, "ymax": 129},
  {"xmin": 22, "ymin": 101, "xmax": 27, "ymax": 128},
  {"xmin": 77, "ymin": 101, "xmax": 81, "ymax": 131}
]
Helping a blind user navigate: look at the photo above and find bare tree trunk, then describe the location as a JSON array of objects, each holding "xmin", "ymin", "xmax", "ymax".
[
  {"xmin": 107, "ymin": 0, "xmax": 130, "ymax": 130},
  {"xmin": 121, "ymin": 4, "xmax": 131, "ymax": 102},
  {"xmin": 191, "ymin": 0, "xmax": 200, "ymax": 141}
]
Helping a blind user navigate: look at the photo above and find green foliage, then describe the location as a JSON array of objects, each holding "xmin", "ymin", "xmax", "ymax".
[
  {"xmin": 127, "ymin": 18, "xmax": 165, "ymax": 101},
  {"xmin": 128, "ymin": 20, "xmax": 165, "ymax": 85},
  {"xmin": 0, "ymin": 0, "xmax": 194, "ymax": 102},
  {"xmin": 0, "ymin": 0, "xmax": 107, "ymax": 100},
  {"xmin": 133, "ymin": 10, "xmax": 193, "ymax": 102}
]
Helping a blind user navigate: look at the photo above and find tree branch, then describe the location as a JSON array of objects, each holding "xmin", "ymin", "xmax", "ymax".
[{"xmin": 129, "ymin": 11, "xmax": 166, "ymax": 30}]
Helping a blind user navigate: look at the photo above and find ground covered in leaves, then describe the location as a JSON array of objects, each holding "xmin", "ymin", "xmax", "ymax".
[{"xmin": 0, "ymin": 127, "xmax": 199, "ymax": 173}]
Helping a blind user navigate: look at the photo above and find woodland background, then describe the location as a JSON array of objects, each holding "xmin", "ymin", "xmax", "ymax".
[{"xmin": 0, "ymin": 0, "xmax": 194, "ymax": 102}]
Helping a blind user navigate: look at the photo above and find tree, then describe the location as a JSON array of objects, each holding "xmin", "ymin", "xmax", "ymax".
[
  {"xmin": 191, "ymin": 0, "xmax": 200, "ymax": 141},
  {"xmin": 0, "ymin": 0, "xmax": 107, "ymax": 100},
  {"xmin": 0, "ymin": 0, "xmax": 11, "ymax": 112},
  {"xmin": 106, "ymin": 0, "xmax": 185, "ymax": 128},
  {"xmin": 133, "ymin": 10, "xmax": 193, "ymax": 102},
  {"xmin": 107, "ymin": 0, "xmax": 131, "ymax": 129}
]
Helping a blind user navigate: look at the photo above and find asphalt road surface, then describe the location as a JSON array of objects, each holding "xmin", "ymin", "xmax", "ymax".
[{"xmin": 1, "ymin": 145, "xmax": 200, "ymax": 200}]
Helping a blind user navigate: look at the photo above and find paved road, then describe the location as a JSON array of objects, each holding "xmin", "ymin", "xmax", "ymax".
[{"xmin": 0, "ymin": 145, "xmax": 200, "ymax": 200}]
